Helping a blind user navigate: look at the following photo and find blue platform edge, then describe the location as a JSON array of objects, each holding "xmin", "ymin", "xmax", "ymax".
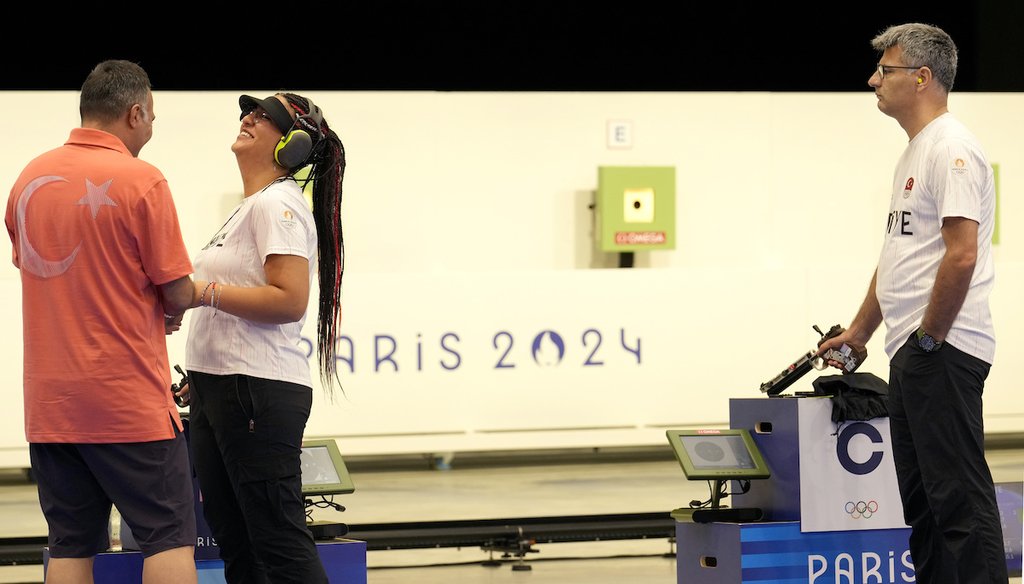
[
  {"xmin": 45, "ymin": 539, "xmax": 367, "ymax": 584},
  {"xmin": 735, "ymin": 515, "xmax": 1021, "ymax": 582},
  {"xmin": 744, "ymin": 523, "xmax": 914, "ymax": 582},
  {"xmin": 677, "ymin": 489, "xmax": 1021, "ymax": 584}
]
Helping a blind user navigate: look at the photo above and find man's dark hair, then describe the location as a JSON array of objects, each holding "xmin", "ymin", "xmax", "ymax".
[{"xmin": 80, "ymin": 60, "xmax": 151, "ymax": 123}]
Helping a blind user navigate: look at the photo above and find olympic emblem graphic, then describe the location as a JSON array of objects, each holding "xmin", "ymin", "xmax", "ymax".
[{"xmin": 844, "ymin": 500, "xmax": 879, "ymax": 519}]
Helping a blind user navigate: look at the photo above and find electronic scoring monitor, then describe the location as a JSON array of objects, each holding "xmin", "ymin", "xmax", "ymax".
[
  {"xmin": 666, "ymin": 428, "xmax": 771, "ymax": 481},
  {"xmin": 300, "ymin": 438, "xmax": 356, "ymax": 496}
]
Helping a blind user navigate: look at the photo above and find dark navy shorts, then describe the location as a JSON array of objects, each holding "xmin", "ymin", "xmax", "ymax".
[{"xmin": 30, "ymin": 426, "xmax": 196, "ymax": 558}]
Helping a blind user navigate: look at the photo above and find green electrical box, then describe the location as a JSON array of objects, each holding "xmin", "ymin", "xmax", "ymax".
[{"xmin": 597, "ymin": 166, "xmax": 676, "ymax": 252}]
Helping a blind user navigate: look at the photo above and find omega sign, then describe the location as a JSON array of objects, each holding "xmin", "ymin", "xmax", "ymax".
[{"xmin": 615, "ymin": 231, "xmax": 666, "ymax": 245}]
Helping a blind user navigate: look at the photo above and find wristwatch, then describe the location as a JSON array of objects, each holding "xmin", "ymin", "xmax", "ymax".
[{"xmin": 916, "ymin": 328, "xmax": 943, "ymax": 352}]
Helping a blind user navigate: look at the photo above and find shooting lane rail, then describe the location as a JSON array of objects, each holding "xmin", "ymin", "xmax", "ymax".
[
  {"xmin": 346, "ymin": 512, "xmax": 676, "ymax": 550},
  {"xmin": 0, "ymin": 512, "xmax": 677, "ymax": 566}
]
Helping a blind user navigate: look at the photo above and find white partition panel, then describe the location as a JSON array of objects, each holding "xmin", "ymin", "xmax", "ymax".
[{"xmin": 0, "ymin": 91, "xmax": 1021, "ymax": 467}]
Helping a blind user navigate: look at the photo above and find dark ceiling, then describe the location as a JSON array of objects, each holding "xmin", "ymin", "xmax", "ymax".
[{"xmin": 5, "ymin": 3, "xmax": 1022, "ymax": 92}]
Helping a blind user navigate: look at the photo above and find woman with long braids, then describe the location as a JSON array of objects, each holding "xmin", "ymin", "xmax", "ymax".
[{"xmin": 179, "ymin": 92, "xmax": 345, "ymax": 584}]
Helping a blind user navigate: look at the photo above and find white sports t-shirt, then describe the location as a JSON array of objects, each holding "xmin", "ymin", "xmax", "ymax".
[
  {"xmin": 875, "ymin": 113, "xmax": 996, "ymax": 364},
  {"xmin": 186, "ymin": 178, "xmax": 317, "ymax": 387}
]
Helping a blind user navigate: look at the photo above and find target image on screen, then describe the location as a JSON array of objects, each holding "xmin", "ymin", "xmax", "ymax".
[
  {"xmin": 300, "ymin": 439, "xmax": 355, "ymax": 496},
  {"xmin": 666, "ymin": 428, "xmax": 771, "ymax": 481}
]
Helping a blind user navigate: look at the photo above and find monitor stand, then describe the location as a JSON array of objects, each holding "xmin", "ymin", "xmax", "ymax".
[
  {"xmin": 309, "ymin": 520, "xmax": 349, "ymax": 540},
  {"xmin": 670, "ymin": 479, "xmax": 764, "ymax": 523},
  {"xmin": 305, "ymin": 495, "xmax": 349, "ymax": 540}
]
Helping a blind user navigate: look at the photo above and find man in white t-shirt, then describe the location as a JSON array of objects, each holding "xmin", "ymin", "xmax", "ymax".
[{"xmin": 818, "ymin": 23, "xmax": 1006, "ymax": 584}]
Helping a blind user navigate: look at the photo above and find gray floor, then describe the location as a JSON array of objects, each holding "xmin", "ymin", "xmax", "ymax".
[{"xmin": 1, "ymin": 447, "xmax": 1022, "ymax": 583}]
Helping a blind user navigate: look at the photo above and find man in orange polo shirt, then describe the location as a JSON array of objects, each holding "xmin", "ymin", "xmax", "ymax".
[{"xmin": 5, "ymin": 60, "xmax": 198, "ymax": 584}]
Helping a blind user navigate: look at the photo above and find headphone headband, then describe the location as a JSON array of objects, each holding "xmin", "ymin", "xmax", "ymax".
[{"xmin": 291, "ymin": 98, "xmax": 324, "ymax": 140}]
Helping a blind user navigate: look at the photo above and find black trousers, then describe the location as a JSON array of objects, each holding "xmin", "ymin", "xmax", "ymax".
[
  {"xmin": 888, "ymin": 335, "xmax": 1007, "ymax": 584},
  {"xmin": 188, "ymin": 371, "xmax": 328, "ymax": 584}
]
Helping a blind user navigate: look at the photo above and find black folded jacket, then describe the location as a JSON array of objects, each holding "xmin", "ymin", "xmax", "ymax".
[{"xmin": 811, "ymin": 372, "xmax": 890, "ymax": 423}]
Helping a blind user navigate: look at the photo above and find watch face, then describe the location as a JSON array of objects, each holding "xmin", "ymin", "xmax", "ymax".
[{"xmin": 919, "ymin": 334, "xmax": 937, "ymax": 352}]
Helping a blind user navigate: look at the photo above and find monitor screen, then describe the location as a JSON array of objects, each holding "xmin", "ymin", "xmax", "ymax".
[
  {"xmin": 666, "ymin": 428, "xmax": 771, "ymax": 481},
  {"xmin": 300, "ymin": 439, "xmax": 355, "ymax": 496}
]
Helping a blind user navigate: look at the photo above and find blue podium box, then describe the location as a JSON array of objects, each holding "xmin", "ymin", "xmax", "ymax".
[
  {"xmin": 676, "ymin": 397, "xmax": 1022, "ymax": 582},
  {"xmin": 728, "ymin": 397, "xmax": 804, "ymax": 521},
  {"xmin": 45, "ymin": 539, "xmax": 367, "ymax": 584},
  {"xmin": 729, "ymin": 396, "xmax": 907, "ymax": 530},
  {"xmin": 674, "ymin": 396, "xmax": 917, "ymax": 583}
]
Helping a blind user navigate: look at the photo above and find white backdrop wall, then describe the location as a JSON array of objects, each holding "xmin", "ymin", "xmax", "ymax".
[{"xmin": 0, "ymin": 91, "xmax": 1021, "ymax": 467}]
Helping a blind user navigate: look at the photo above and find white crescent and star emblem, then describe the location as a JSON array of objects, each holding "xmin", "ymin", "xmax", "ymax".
[{"xmin": 14, "ymin": 175, "xmax": 117, "ymax": 278}]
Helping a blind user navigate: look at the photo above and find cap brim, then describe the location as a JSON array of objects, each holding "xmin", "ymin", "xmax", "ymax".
[{"xmin": 238, "ymin": 94, "xmax": 294, "ymax": 135}]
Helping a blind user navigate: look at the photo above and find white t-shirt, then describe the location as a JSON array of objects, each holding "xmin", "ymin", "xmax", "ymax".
[
  {"xmin": 875, "ymin": 113, "xmax": 996, "ymax": 364},
  {"xmin": 186, "ymin": 178, "xmax": 317, "ymax": 387}
]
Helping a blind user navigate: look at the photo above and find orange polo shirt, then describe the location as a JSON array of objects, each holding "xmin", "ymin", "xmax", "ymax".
[{"xmin": 5, "ymin": 128, "xmax": 193, "ymax": 443}]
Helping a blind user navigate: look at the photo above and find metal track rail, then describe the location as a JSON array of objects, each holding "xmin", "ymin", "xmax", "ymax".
[
  {"xmin": 345, "ymin": 511, "xmax": 676, "ymax": 551},
  {"xmin": 0, "ymin": 512, "xmax": 676, "ymax": 565}
]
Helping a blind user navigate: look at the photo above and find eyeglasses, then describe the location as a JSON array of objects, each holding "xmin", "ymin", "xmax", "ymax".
[
  {"xmin": 875, "ymin": 63, "xmax": 922, "ymax": 80},
  {"xmin": 243, "ymin": 108, "xmax": 273, "ymax": 124}
]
